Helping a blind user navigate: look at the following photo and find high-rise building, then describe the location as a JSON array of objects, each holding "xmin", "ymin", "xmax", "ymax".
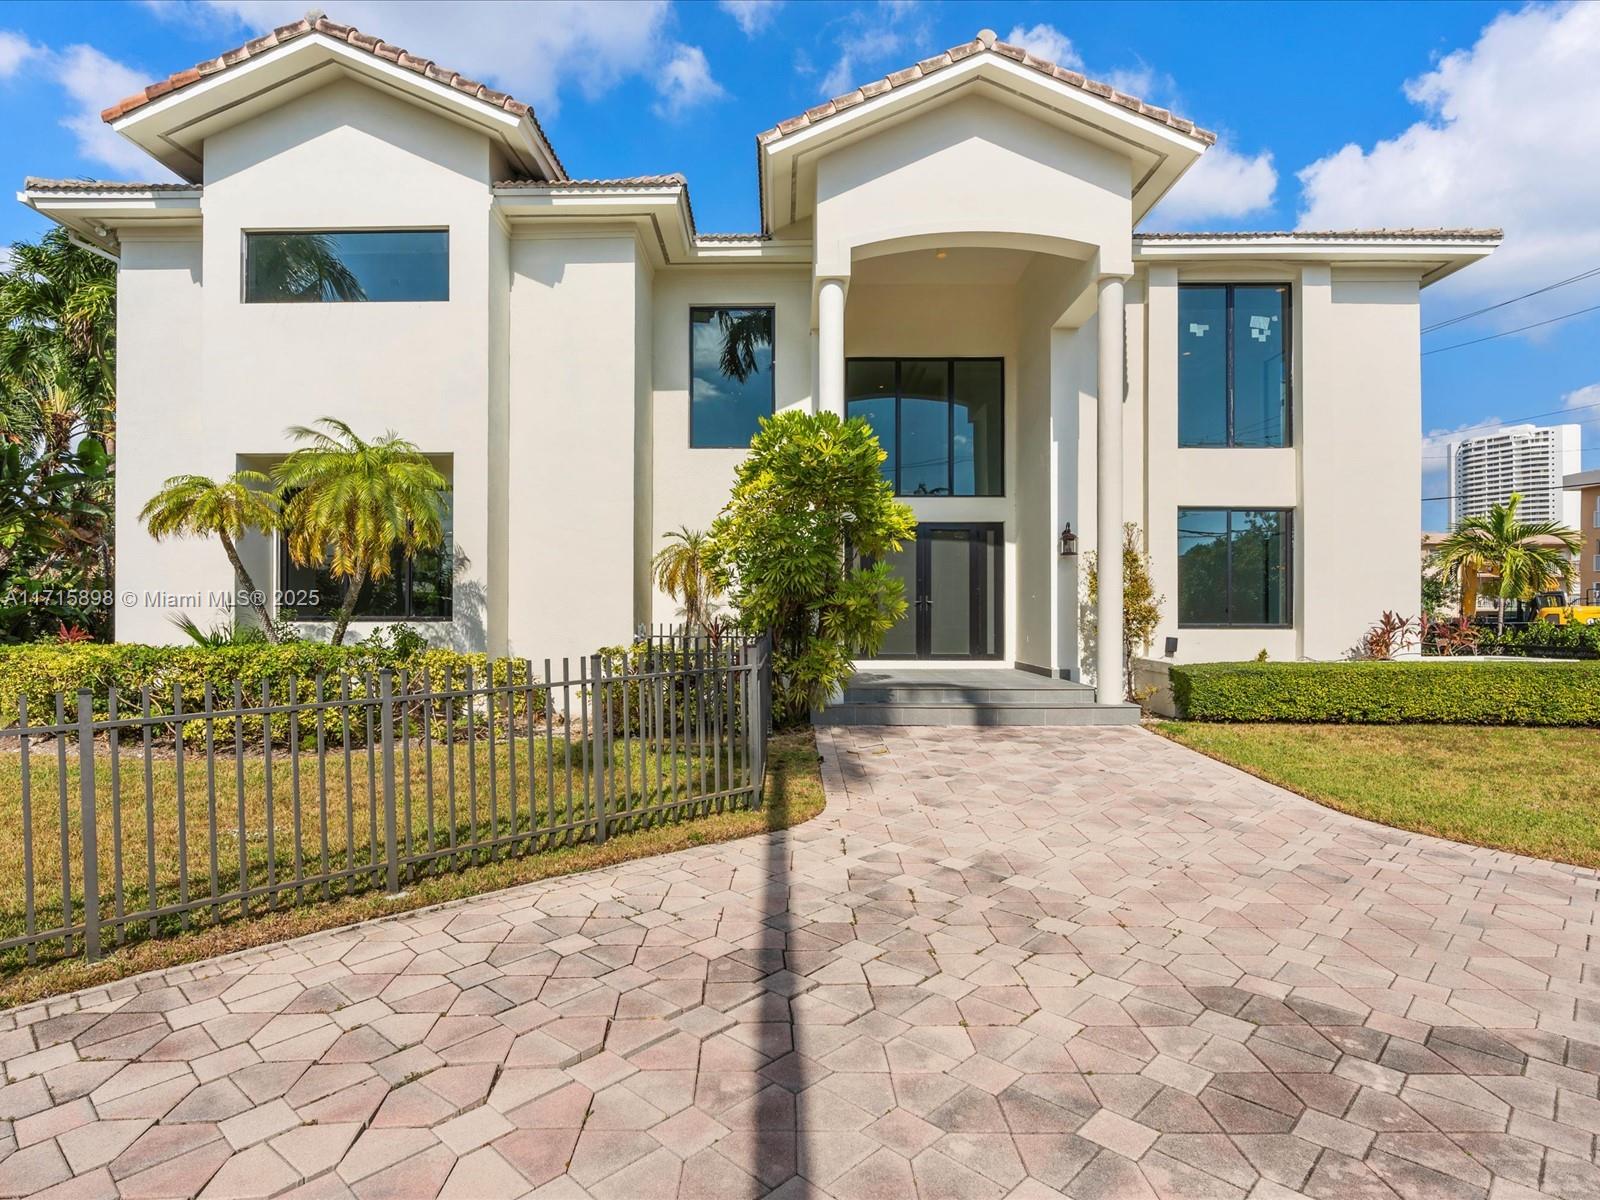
[{"xmin": 1447, "ymin": 423, "xmax": 1581, "ymax": 529}]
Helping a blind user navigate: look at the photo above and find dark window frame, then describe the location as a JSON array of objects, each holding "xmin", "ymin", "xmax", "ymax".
[
  {"xmin": 846, "ymin": 357, "xmax": 1006, "ymax": 497},
  {"xmin": 688, "ymin": 304, "xmax": 777, "ymax": 449},
  {"xmin": 242, "ymin": 228, "xmax": 451, "ymax": 304},
  {"xmin": 1178, "ymin": 283, "xmax": 1293, "ymax": 448},
  {"xmin": 1177, "ymin": 506, "xmax": 1294, "ymax": 629},
  {"xmin": 276, "ymin": 494, "xmax": 455, "ymax": 624}
]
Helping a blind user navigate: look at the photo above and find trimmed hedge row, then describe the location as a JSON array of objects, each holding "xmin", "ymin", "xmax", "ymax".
[
  {"xmin": 1170, "ymin": 660, "xmax": 1600, "ymax": 725},
  {"xmin": 0, "ymin": 643, "xmax": 546, "ymax": 736}
]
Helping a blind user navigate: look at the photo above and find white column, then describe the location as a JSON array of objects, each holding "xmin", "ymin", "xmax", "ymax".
[
  {"xmin": 1096, "ymin": 275, "xmax": 1126, "ymax": 703},
  {"xmin": 817, "ymin": 277, "xmax": 847, "ymax": 418}
]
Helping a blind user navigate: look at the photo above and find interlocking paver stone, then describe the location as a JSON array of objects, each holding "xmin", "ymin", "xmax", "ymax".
[{"xmin": 5, "ymin": 725, "xmax": 1599, "ymax": 1197}]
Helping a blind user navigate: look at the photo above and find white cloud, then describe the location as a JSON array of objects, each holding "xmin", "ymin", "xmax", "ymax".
[
  {"xmin": 1151, "ymin": 141, "xmax": 1277, "ymax": 225},
  {"xmin": 814, "ymin": 1, "xmax": 928, "ymax": 97},
  {"xmin": 0, "ymin": 30, "xmax": 41, "ymax": 78},
  {"xmin": 55, "ymin": 44, "xmax": 178, "ymax": 177},
  {"xmin": 719, "ymin": 0, "xmax": 780, "ymax": 37},
  {"xmin": 1564, "ymin": 383, "xmax": 1600, "ymax": 435},
  {"xmin": 1297, "ymin": 3, "xmax": 1600, "ymax": 312},
  {"xmin": 1004, "ymin": 23, "xmax": 1081, "ymax": 70},
  {"xmin": 178, "ymin": 1, "xmax": 719, "ymax": 116},
  {"xmin": 654, "ymin": 43, "xmax": 725, "ymax": 118}
]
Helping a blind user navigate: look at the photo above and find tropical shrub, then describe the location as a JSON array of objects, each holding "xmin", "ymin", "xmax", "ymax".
[
  {"xmin": 1085, "ymin": 523, "xmax": 1164, "ymax": 700},
  {"xmin": 1170, "ymin": 660, "xmax": 1600, "ymax": 725},
  {"xmin": 707, "ymin": 410, "xmax": 915, "ymax": 727}
]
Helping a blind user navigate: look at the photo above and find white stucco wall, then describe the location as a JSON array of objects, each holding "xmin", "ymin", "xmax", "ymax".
[
  {"xmin": 179, "ymin": 78, "xmax": 494, "ymax": 649},
  {"xmin": 813, "ymin": 92, "xmax": 1133, "ymax": 278},
  {"xmin": 1138, "ymin": 263, "xmax": 1424, "ymax": 664},
  {"xmin": 506, "ymin": 231, "xmax": 645, "ymax": 660},
  {"xmin": 114, "ymin": 232, "xmax": 207, "ymax": 644},
  {"xmin": 645, "ymin": 267, "xmax": 812, "ymax": 625}
]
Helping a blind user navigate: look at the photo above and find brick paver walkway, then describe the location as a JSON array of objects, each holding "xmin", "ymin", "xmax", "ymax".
[{"xmin": 1, "ymin": 725, "xmax": 1598, "ymax": 1199}]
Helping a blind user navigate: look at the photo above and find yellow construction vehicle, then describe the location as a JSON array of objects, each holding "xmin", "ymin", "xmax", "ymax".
[{"xmin": 1533, "ymin": 591, "xmax": 1600, "ymax": 625}]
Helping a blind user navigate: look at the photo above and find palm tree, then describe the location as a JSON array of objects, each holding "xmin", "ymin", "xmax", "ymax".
[
  {"xmin": 0, "ymin": 228, "xmax": 117, "ymax": 447},
  {"xmin": 274, "ymin": 419, "xmax": 447, "ymax": 645},
  {"xmin": 652, "ymin": 526, "xmax": 722, "ymax": 633},
  {"xmin": 141, "ymin": 472, "xmax": 284, "ymax": 641},
  {"xmin": 714, "ymin": 309, "xmax": 773, "ymax": 383},
  {"xmin": 1434, "ymin": 493, "xmax": 1582, "ymax": 634}
]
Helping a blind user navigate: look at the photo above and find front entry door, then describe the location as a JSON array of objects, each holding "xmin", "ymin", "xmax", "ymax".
[{"xmin": 876, "ymin": 523, "xmax": 1003, "ymax": 659}]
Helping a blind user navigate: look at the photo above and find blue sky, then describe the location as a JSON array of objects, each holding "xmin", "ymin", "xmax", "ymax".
[{"xmin": 2, "ymin": 0, "xmax": 1596, "ymax": 527}]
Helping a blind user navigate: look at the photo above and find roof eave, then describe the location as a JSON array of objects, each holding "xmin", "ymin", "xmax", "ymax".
[
  {"xmin": 109, "ymin": 32, "xmax": 562, "ymax": 183},
  {"xmin": 1133, "ymin": 233, "xmax": 1501, "ymax": 287}
]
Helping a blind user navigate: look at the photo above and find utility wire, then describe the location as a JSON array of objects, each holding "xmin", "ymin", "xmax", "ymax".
[
  {"xmin": 1422, "ymin": 303, "xmax": 1600, "ymax": 355},
  {"xmin": 1422, "ymin": 266, "xmax": 1600, "ymax": 334}
]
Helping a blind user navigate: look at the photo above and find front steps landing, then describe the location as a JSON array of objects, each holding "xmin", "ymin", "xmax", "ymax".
[{"xmin": 815, "ymin": 667, "xmax": 1142, "ymax": 727}]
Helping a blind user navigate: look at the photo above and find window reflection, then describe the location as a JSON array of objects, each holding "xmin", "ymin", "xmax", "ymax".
[
  {"xmin": 1178, "ymin": 284, "xmax": 1289, "ymax": 447},
  {"xmin": 1178, "ymin": 507, "xmax": 1290, "ymax": 626},
  {"xmin": 690, "ymin": 307, "xmax": 775, "ymax": 448},
  {"xmin": 846, "ymin": 359, "xmax": 1003, "ymax": 497},
  {"xmin": 244, "ymin": 231, "xmax": 449, "ymax": 303},
  {"xmin": 280, "ymin": 493, "xmax": 454, "ymax": 621}
]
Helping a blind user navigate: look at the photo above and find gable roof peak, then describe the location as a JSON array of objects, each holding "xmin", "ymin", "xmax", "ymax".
[
  {"xmin": 98, "ymin": 11, "xmax": 566, "ymax": 179},
  {"xmin": 757, "ymin": 31, "xmax": 1215, "ymax": 149}
]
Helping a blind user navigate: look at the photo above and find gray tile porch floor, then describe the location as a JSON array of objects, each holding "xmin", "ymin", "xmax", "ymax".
[{"xmin": 1, "ymin": 724, "xmax": 1598, "ymax": 1198}]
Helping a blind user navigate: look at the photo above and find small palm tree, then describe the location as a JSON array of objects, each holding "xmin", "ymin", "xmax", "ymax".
[
  {"xmin": 141, "ymin": 472, "xmax": 284, "ymax": 641},
  {"xmin": 274, "ymin": 419, "xmax": 447, "ymax": 646},
  {"xmin": 1434, "ymin": 493, "xmax": 1581, "ymax": 634},
  {"xmin": 651, "ymin": 526, "xmax": 722, "ymax": 633}
]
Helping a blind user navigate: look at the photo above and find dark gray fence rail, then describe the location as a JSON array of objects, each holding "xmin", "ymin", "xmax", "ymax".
[{"xmin": 0, "ymin": 633, "xmax": 770, "ymax": 965}]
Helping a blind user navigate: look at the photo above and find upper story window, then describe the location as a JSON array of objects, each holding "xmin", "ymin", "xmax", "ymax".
[
  {"xmin": 690, "ymin": 307, "xmax": 774, "ymax": 448},
  {"xmin": 244, "ymin": 230, "xmax": 449, "ymax": 303},
  {"xmin": 1179, "ymin": 284, "xmax": 1290, "ymax": 447},
  {"xmin": 1178, "ymin": 507, "xmax": 1291, "ymax": 627},
  {"xmin": 846, "ymin": 358, "xmax": 1004, "ymax": 497}
]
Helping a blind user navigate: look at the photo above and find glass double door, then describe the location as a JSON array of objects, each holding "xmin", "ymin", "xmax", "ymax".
[{"xmin": 877, "ymin": 523, "xmax": 1003, "ymax": 659}]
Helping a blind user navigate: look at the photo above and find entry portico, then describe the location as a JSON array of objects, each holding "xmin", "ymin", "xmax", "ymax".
[{"xmin": 778, "ymin": 35, "xmax": 1209, "ymax": 700}]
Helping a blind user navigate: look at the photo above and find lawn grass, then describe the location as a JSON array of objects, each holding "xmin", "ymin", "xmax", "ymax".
[
  {"xmin": 0, "ymin": 729, "xmax": 825, "ymax": 1008},
  {"xmin": 1157, "ymin": 722, "xmax": 1600, "ymax": 870}
]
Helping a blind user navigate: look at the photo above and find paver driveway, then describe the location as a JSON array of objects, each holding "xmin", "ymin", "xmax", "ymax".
[{"xmin": 1, "ymin": 725, "xmax": 1599, "ymax": 1200}]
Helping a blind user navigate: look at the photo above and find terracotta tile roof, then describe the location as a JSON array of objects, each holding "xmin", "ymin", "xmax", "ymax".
[
  {"xmin": 491, "ymin": 176, "xmax": 769, "ymax": 245},
  {"xmin": 759, "ymin": 29, "xmax": 1215, "ymax": 148},
  {"xmin": 98, "ymin": 13, "xmax": 566, "ymax": 179},
  {"xmin": 494, "ymin": 176, "xmax": 686, "ymax": 189},
  {"xmin": 24, "ymin": 178, "xmax": 200, "ymax": 193},
  {"xmin": 1136, "ymin": 228, "xmax": 1503, "ymax": 241}
]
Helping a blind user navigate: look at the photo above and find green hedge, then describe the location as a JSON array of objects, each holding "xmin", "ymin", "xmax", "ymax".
[
  {"xmin": 1170, "ymin": 660, "xmax": 1600, "ymax": 725},
  {"xmin": 0, "ymin": 643, "xmax": 547, "ymax": 742}
]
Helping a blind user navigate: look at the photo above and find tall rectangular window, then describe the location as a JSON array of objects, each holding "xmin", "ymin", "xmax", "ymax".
[
  {"xmin": 279, "ymin": 493, "xmax": 454, "ymax": 621},
  {"xmin": 1178, "ymin": 508, "xmax": 1291, "ymax": 627},
  {"xmin": 1178, "ymin": 284, "xmax": 1290, "ymax": 447},
  {"xmin": 690, "ymin": 307, "xmax": 774, "ymax": 448},
  {"xmin": 846, "ymin": 358, "xmax": 1003, "ymax": 497},
  {"xmin": 244, "ymin": 231, "xmax": 449, "ymax": 302}
]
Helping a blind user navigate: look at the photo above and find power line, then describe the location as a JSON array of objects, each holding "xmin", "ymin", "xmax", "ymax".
[
  {"xmin": 1422, "ymin": 303, "xmax": 1600, "ymax": 355},
  {"xmin": 1422, "ymin": 266, "xmax": 1600, "ymax": 334}
]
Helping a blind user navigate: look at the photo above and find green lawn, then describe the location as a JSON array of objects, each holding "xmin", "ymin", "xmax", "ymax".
[
  {"xmin": 0, "ymin": 729, "xmax": 824, "ymax": 1006},
  {"xmin": 1158, "ymin": 722, "xmax": 1600, "ymax": 870}
]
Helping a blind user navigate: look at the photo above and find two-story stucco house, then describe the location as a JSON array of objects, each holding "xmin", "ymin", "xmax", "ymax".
[{"xmin": 22, "ymin": 17, "xmax": 1498, "ymax": 709}]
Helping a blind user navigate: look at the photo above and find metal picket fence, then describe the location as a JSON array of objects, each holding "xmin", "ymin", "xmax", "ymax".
[{"xmin": 0, "ymin": 632, "xmax": 770, "ymax": 965}]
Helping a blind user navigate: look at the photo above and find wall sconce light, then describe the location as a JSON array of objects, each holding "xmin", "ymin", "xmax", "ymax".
[
  {"xmin": 1164, "ymin": 636, "xmax": 1179, "ymax": 658},
  {"xmin": 1058, "ymin": 524, "xmax": 1078, "ymax": 557}
]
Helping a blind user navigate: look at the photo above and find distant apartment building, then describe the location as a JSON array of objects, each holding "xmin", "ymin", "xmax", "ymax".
[
  {"xmin": 1566, "ymin": 468, "xmax": 1600, "ymax": 605},
  {"xmin": 1447, "ymin": 423, "xmax": 1581, "ymax": 529}
]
